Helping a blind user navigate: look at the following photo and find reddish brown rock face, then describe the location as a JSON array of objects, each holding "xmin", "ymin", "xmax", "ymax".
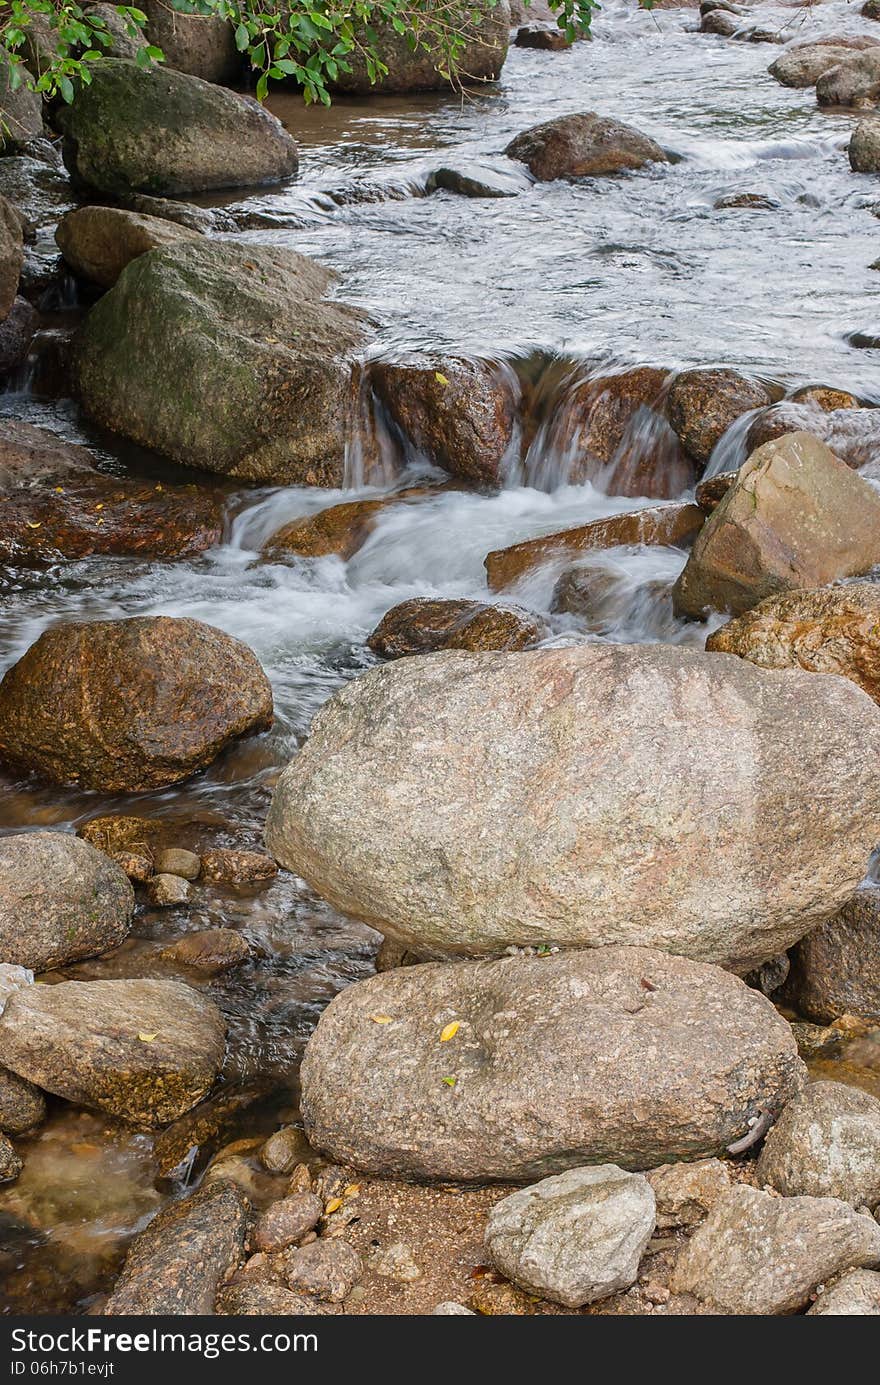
[
  {"xmin": 665, "ymin": 368, "xmax": 771, "ymax": 463},
  {"xmin": 0, "ymin": 615, "xmax": 273, "ymax": 792},
  {"xmin": 747, "ymin": 401, "xmax": 880, "ymax": 468},
  {"xmin": 784, "ymin": 885, "xmax": 880, "ymax": 1025},
  {"xmin": 369, "ymin": 357, "xmax": 518, "ymax": 488},
  {"xmin": 264, "ymin": 497, "xmax": 390, "ymax": 562},
  {"xmin": 368, "ymin": 598, "xmax": 544, "ymax": 658},
  {"xmin": 505, "ymin": 112, "xmax": 670, "ymax": 181},
  {"xmin": 485, "ymin": 502, "xmax": 703, "ymax": 590}
]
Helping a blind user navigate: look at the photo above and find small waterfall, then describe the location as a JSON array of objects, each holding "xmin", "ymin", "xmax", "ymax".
[{"xmin": 343, "ymin": 361, "xmax": 405, "ymax": 490}]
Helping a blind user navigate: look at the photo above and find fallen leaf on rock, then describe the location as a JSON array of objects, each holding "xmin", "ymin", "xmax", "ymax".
[{"xmin": 440, "ymin": 1021, "xmax": 460, "ymax": 1042}]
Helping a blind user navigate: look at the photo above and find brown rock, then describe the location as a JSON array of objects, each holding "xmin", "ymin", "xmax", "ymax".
[
  {"xmin": 694, "ymin": 469, "xmax": 737, "ymax": 512},
  {"xmin": 706, "ymin": 584, "xmax": 880, "ymax": 706},
  {"xmin": 0, "ymin": 616, "xmax": 273, "ymax": 792},
  {"xmin": 252, "ymin": 1193, "xmax": 323, "ymax": 1252},
  {"xmin": 78, "ymin": 815, "xmax": 164, "ymax": 858},
  {"xmin": 756, "ymin": 1080, "xmax": 880, "ymax": 1206},
  {"xmin": 485, "ymin": 502, "xmax": 703, "ymax": 590},
  {"xmin": 746, "ymin": 401, "xmax": 880, "ymax": 468},
  {"xmin": 784, "ymin": 885, "xmax": 880, "ymax": 1024},
  {"xmin": 217, "ymin": 1282, "xmax": 323, "ymax": 1314},
  {"xmin": 0, "ymin": 977, "xmax": 227, "ymax": 1126},
  {"xmin": 154, "ymin": 848, "xmax": 200, "ymax": 880},
  {"xmin": 807, "ymin": 1268, "xmax": 880, "ymax": 1314},
  {"xmin": 0, "ymin": 1133, "xmax": 22, "ymax": 1183},
  {"xmin": 200, "ymin": 848, "xmax": 278, "ymax": 886},
  {"xmin": 367, "ymin": 598, "xmax": 543, "ymax": 658},
  {"xmin": 109, "ymin": 850, "xmax": 154, "ymax": 883},
  {"xmin": 646, "ymin": 1160, "xmax": 732, "ymax": 1229},
  {"xmin": 515, "ymin": 24, "xmax": 571, "ymax": 50},
  {"xmin": 147, "ymin": 874, "xmax": 191, "ymax": 908},
  {"xmin": 665, "ymin": 368, "xmax": 771, "ymax": 463},
  {"xmin": 505, "ymin": 112, "xmax": 670, "ymax": 180},
  {"xmin": 0, "ymin": 195, "xmax": 23, "ymax": 321},
  {"xmin": 769, "ymin": 43, "xmax": 874, "ymax": 89},
  {"xmin": 0, "ymin": 1068, "xmax": 46, "ymax": 1135},
  {"xmin": 280, "ymin": 1238, "xmax": 363, "ymax": 1302},
  {"xmin": 851, "ymin": 116, "xmax": 880, "ymax": 171},
  {"xmin": 714, "ymin": 192, "xmax": 780, "ymax": 210},
  {"xmin": 817, "ymin": 49, "xmax": 880, "ymax": 108},
  {"xmin": 141, "ymin": 0, "xmax": 240, "ymax": 84},
  {"xmin": 55, "ymin": 206, "xmax": 201, "ymax": 289},
  {"xmin": 673, "ymin": 433, "xmax": 880, "ymax": 618},
  {"xmin": 370, "ymin": 357, "xmax": 517, "ymax": 488},
  {"xmin": 790, "ymin": 385, "xmax": 859, "ymax": 411},
  {"xmin": 259, "ymin": 1125, "xmax": 312, "ymax": 1176},
  {"xmin": 163, "ymin": 928, "xmax": 250, "ymax": 974},
  {"xmin": 0, "ymin": 296, "xmax": 36, "ymax": 375},
  {"xmin": 105, "ymin": 1180, "xmax": 249, "ymax": 1313},
  {"xmin": 671, "ymin": 1184, "xmax": 880, "ymax": 1314},
  {"xmin": 264, "ymin": 498, "xmax": 389, "ymax": 561},
  {"xmin": 299, "ymin": 947, "xmax": 805, "ymax": 1181}
]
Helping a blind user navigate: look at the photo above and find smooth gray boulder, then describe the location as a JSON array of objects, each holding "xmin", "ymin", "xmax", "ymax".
[
  {"xmin": 756, "ymin": 1081, "xmax": 880, "ymax": 1206},
  {"xmin": 266, "ymin": 642, "xmax": 880, "ymax": 972},
  {"xmin": 300, "ymin": 946, "xmax": 805, "ymax": 1181},
  {"xmin": 0, "ymin": 832, "xmax": 134, "ymax": 971},
  {"xmin": 485, "ymin": 1165, "xmax": 656, "ymax": 1307}
]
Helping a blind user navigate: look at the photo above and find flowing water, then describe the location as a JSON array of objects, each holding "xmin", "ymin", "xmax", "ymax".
[{"xmin": 1, "ymin": 0, "xmax": 880, "ymax": 1311}]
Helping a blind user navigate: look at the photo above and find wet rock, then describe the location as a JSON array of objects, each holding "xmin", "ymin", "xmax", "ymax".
[
  {"xmin": 75, "ymin": 241, "xmax": 368, "ymax": 483},
  {"xmin": 770, "ymin": 44, "xmax": 869, "ymax": 88},
  {"xmin": 0, "ymin": 978, "xmax": 226, "ymax": 1126},
  {"xmin": 0, "ymin": 196, "xmax": 23, "ymax": 322},
  {"xmin": 281, "ymin": 1239, "xmax": 362, "ymax": 1302},
  {"xmin": 58, "ymin": 59, "xmax": 297, "ymax": 197},
  {"xmin": 707, "ymin": 584, "xmax": 880, "ymax": 707},
  {"xmin": 151, "ymin": 1084, "xmax": 269, "ymax": 1179},
  {"xmin": 665, "ymin": 368, "xmax": 770, "ymax": 463},
  {"xmin": 756, "ymin": 1081, "xmax": 880, "ymax": 1206},
  {"xmin": 200, "ymin": 848, "xmax": 278, "ymax": 886},
  {"xmin": 485, "ymin": 1166, "xmax": 656, "ymax": 1307},
  {"xmin": 0, "ymin": 616, "xmax": 273, "ymax": 792},
  {"xmin": 299, "ymin": 946, "xmax": 804, "ymax": 1180},
  {"xmin": 817, "ymin": 49, "xmax": 880, "ymax": 108},
  {"xmin": 790, "ymin": 384, "xmax": 860, "ymax": 411},
  {"xmin": 0, "ymin": 296, "xmax": 36, "ymax": 375},
  {"xmin": 266, "ymin": 641, "xmax": 880, "ymax": 970},
  {"xmin": 329, "ymin": 2, "xmax": 509, "ymax": 93},
  {"xmin": 694, "ymin": 469, "xmax": 737, "ymax": 512},
  {"xmin": 425, "ymin": 163, "xmax": 527, "ymax": 198},
  {"xmin": 714, "ymin": 192, "xmax": 780, "ymax": 210},
  {"xmin": 120, "ymin": 192, "xmax": 235, "ymax": 234},
  {"xmin": 108, "ymin": 851, "xmax": 154, "ymax": 884},
  {"xmin": 147, "ymin": 874, "xmax": 191, "ymax": 908},
  {"xmin": 646, "ymin": 1160, "xmax": 732, "ymax": 1229},
  {"xmin": 162, "ymin": 929, "xmax": 250, "ymax": 974},
  {"xmin": 671, "ymin": 1184, "xmax": 880, "ymax": 1314},
  {"xmin": 264, "ymin": 498, "xmax": 389, "ymax": 561},
  {"xmin": 0, "ymin": 157, "xmax": 74, "ymax": 240},
  {"xmin": 55, "ymin": 206, "xmax": 201, "ymax": 288},
  {"xmin": 0, "ymin": 1069, "xmax": 45, "ymax": 1135},
  {"xmin": 550, "ymin": 563, "xmax": 672, "ymax": 634},
  {"xmin": 0, "ymin": 832, "xmax": 134, "ymax": 972},
  {"xmin": 701, "ymin": 10, "xmax": 738, "ymax": 35},
  {"xmin": 505, "ymin": 111, "xmax": 669, "ymax": 180},
  {"xmin": 866, "ymin": 0, "xmax": 880, "ymax": 17},
  {"xmin": 0, "ymin": 59, "xmax": 42, "ymax": 151},
  {"xmin": 141, "ymin": 0, "xmax": 240, "ymax": 84},
  {"xmin": 746, "ymin": 401, "xmax": 880, "ymax": 469},
  {"xmin": 78, "ymin": 815, "xmax": 164, "ymax": 858},
  {"xmin": 673, "ymin": 433, "xmax": 880, "ymax": 618},
  {"xmin": 515, "ymin": 24, "xmax": 571, "ymax": 50},
  {"xmin": 808, "ymin": 1268, "xmax": 880, "ymax": 1314},
  {"xmin": 370, "ymin": 356, "xmax": 517, "ymax": 488},
  {"xmin": 105, "ymin": 1179, "xmax": 249, "ymax": 1313},
  {"xmin": 368, "ymin": 598, "xmax": 543, "ymax": 658},
  {"xmin": 0, "ymin": 419, "xmax": 224, "ymax": 566},
  {"xmin": 252, "ymin": 1194, "xmax": 323, "ymax": 1252},
  {"xmin": 485, "ymin": 502, "xmax": 703, "ymax": 589},
  {"xmin": 0, "ymin": 1134, "xmax": 22, "ymax": 1183},
  {"xmin": 851, "ymin": 116, "xmax": 880, "ymax": 171},
  {"xmin": 217, "ymin": 1282, "xmax": 323, "ymax": 1314},
  {"xmin": 154, "ymin": 848, "xmax": 200, "ymax": 881},
  {"xmin": 784, "ymin": 885, "xmax": 880, "ymax": 1025},
  {"xmin": 260, "ymin": 1126, "xmax": 312, "ymax": 1176}
]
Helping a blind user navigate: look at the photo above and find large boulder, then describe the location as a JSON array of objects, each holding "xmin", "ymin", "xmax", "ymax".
[
  {"xmin": 756, "ymin": 1081, "xmax": 880, "ymax": 1207},
  {"xmin": 0, "ymin": 978, "xmax": 227, "ymax": 1126},
  {"xmin": 665, "ymin": 368, "xmax": 771, "ymax": 464},
  {"xmin": 369, "ymin": 356, "xmax": 517, "ymax": 488},
  {"xmin": 0, "ymin": 418, "xmax": 223, "ymax": 564},
  {"xmin": 0, "ymin": 616, "xmax": 273, "ymax": 792},
  {"xmin": 105, "ymin": 1179, "xmax": 249, "ymax": 1313},
  {"xmin": 485, "ymin": 502, "xmax": 703, "ymax": 590},
  {"xmin": 141, "ymin": 0, "xmax": 241, "ymax": 84},
  {"xmin": 0, "ymin": 59, "xmax": 43, "ymax": 151},
  {"xmin": 0, "ymin": 297, "xmax": 36, "ymax": 376},
  {"xmin": 485, "ymin": 1166, "xmax": 656, "ymax": 1307},
  {"xmin": 299, "ymin": 946, "xmax": 805, "ymax": 1180},
  {"xmin": 74, "ymin": 241, "xmax": 368, "ymax": 483},
  {"xmin": 672, "ymin": 433, "xmax": 880, "ymax": 618},
  {"xmin": 265, "ymin": 642, "xmax": 880, "ymax": 970},
  {"xmin": 505, "ymin": 112, "xmax": 669, "ymax": 180},
  {"xmin": 0, "ymin": 196, "xmax": 23, "ymax": 321},
  {"xmin": 851, "ymin": 116, "xmax": 880, "ymax": 171},
  {"xmin": 55, "ymin": 205, "xmax": 201, "ymax": 288},
  {"xmin": 58, "ymin": 59, "xmax": 298, "ymax": 197},
  {"xmin": 331, "ymin": 2, "xmax": 510, "ymax": 93},
  {"xmin": 0, "ymin": 832, "xmax": 134, "ymax": 972},
  {"xmin": 784, "ymin": 884, "xmax": 880, "ymax": 1025},
  {"xmin": 706, "ymin": 584, "xmax": 880, "ymax": 707},
  {"xmin": 816, "ymin": 49, "xmax": 880, "ymax": 107},
  {"xmin": 770, "ymin": 43, "xmax": 876, "ymax": 88},
  {"xmin": 671, "ymin": 1185, "xmax": 880, "ymax": 1314}
]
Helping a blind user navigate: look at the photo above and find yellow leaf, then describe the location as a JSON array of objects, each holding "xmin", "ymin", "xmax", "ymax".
[
  {"xmin": 434, "ymin": 372, "xmax": 449, "ymax": 386},
  {"xmin": 343, "ymin": 1182, "xmax": 360, "ymax": 1197},
  {"xmin": 94, "ymin": 503, "xmax": 104, "ymax": 511},
  {"xmin": 54, "ymin": 486, "xmax": 64, "ymax": 494},
  {"xmin": 440, "ymin": 1021, "xmax": 460, "ymax": 1042},
  {"xmin": 137, "ymin": 1032, "xmax": 158, "ymax": 1043},
  {"xmin": 325, "ymin": 1197, "xmax": 343, "ymax": 1214},
  {"xmin": 441, "ymin": 1075, "xmax": 457, "ymax": 1088},
  {"xmin": 26, "ymin": 521, "xmax": 41, "ymax": 529},
  {"xmin": 370, "ymin": 1013, "xmax": 393, "ymax": 1024}
]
